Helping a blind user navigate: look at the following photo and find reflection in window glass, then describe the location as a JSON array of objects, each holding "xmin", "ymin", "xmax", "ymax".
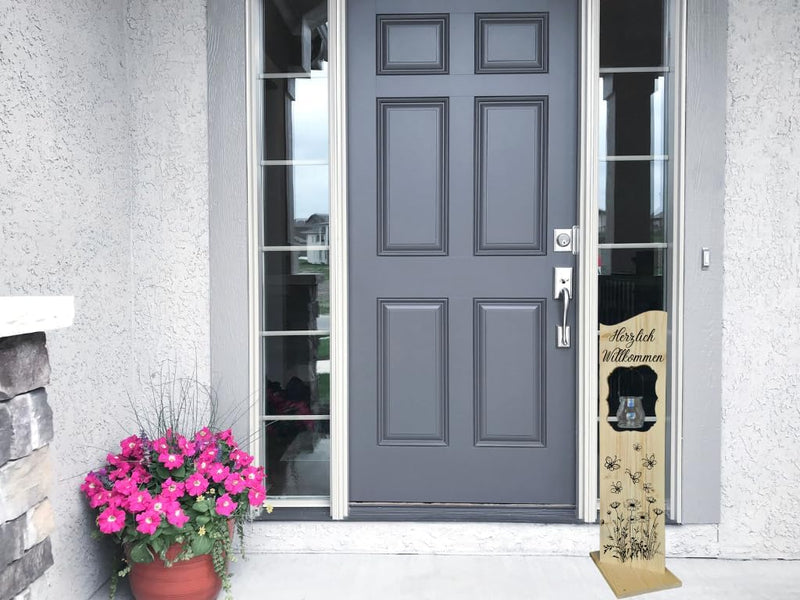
[
  {"xmin": 264, "ymin": 420, "xmax": 330, "ymax": 496},
  {"xmin": 598, "ymin": 161, "xmax": 665, "ymax": 244},
  {"xmin": 599, "ymin": 74, "xmax": 666, "ymax": 157},
  {"xmin": 599, "ymin": 0, "xmax": 665, "ymax": 68},
  {"xmin": 598, "ymin": 249, "xmax": 665, "ymax": 325}
]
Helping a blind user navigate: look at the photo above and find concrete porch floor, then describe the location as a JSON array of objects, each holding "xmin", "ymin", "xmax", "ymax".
[{"xmin": 89, "ymin": 553, "xmax": 800, "ymax": 600}]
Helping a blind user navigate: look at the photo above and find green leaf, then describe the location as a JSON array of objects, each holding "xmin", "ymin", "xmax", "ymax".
[
  {"xmin": 192, "ymin": 535, "xmax": 213, "ymax": 556},
  {"xmin": 150, "ymin": 536, "xmax": 166, "ymax": 555},
  {"xmin": 129, "ymin": 542, "xmax": 154, "ymax": 563},
  {"xmin": 196, "ymin": 515, "xmax": 211, "ymax": 525},
  {"xmin": 173, "ymin": 466, "xmax": 186, "ymax": 479},
  {"xmin": 156, "ymin": 466, "xmax": 170, "ymax": 480},
  {"xmin": 193, "ymin": 501, "xmax": 209, "ymax": 512}
]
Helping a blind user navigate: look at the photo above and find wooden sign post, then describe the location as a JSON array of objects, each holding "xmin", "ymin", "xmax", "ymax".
[{"xmin": 591, "ymin": 310, "xmax": 682, "ymax": 597}]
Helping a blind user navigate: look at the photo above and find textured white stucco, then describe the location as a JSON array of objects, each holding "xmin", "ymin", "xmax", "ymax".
[
  {"xmin": 0, "ymin": 0, "xmax": 208, "ymax": 597},
  {"xmin": 720, "ymin": 0, "xmax": 800, "ymax": 559}
]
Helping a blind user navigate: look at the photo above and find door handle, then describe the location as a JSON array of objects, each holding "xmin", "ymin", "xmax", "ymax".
[{"xmin": 554, "ymin": 267, "xmax": 572, "ymax": 348}]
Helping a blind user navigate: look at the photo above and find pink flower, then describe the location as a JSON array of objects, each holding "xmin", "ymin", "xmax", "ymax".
[
  {"xmin": 208, "ymin": 463, "xmax": 230, "ymax": 484},
  {"xmin": 107, "ymin": 493, "xmax": 126, "ymax": 509},
  {"xmin": 247, "ymin": 487, "xmax": 265, "ymax": 507},
  {"xmin": 241, "ymin": 466, "xmax": 264, "ymax": 487},
  {"xmin": 112, "ymin": 477, "xmax": 137, "ymax": 496},
  {"xmin": 161, "ymin": 478, "xmax": 185, "ymax": 500},
  {"xmin": 127, "ymin": 490, "xmax": 152, "ymax": 513},
  {"xmin": 185, "ymin": 473, "xmax": 209, "ymax": 497},
  {"xmin": 194, "ymin": 458, "xmax": 212, "ymax": 474},
  {"xmin": 152, "ymin": 437, "xmax": 169, "ymax": 453},
  {"xmin": 120, "ymin": 435, "xmax": 143, "ymax": 459},
  {"xmin": 215, "ymin": 494, "xmax": 238, "ymax": 517},
  {"xmin": 194, "ymin": 427, "xmax": 213, "ymax": 443},
  {"xmin": 199, "ymin": 446, "xmax": 218, "ymax": 462},
  {"xmin": 177, "ymin": 435, "xmax": 196, "ymax": 456},
  {"xmin": 166, "ymin": 503, "xmax": 190, "ymax": 528},
  {"xmin": 135, "ymin": 509, "xmax": 161, "ymax": 535},
  {"xmin": 97, "ymin": 507, "xmax": 126, "ymax": 534},
  {"xmin": 158, "ymin": 451, "xmax": 184, "ymax": 470},
  {"xmin": 230, "ymin": 449, "xmax": 254, "ymax": 469},
  {"xmin": 81, "ymin": 474, "xmax": 103, "ymax": 498},
  {"xmin": 224, "ymin": 472, "xmax": 246, "ymax": 495},
  {"xmin": 130, "ymin": 466, "xmax": 151, "ymax": 485},
  {"xmin": 90, "ymin": 490, "xmax": 112, "ymax": 509},
  {"xmin": 216, "ymin": 429, "xmax": 234, "ymax": 445},
  {"xmin": 149, "ymin": 494, "xmax": 169, "ymax": 514}
]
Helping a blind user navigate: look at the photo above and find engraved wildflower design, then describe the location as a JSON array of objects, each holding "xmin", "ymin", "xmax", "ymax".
[
  {"xmin": 610, "ymin": 481, "xmax": 623, "ymax": 494},
  {"xmin": 602, "ymin": 485, "xmax": 663, "ymax": 563},
  {"xmin": 633, "ymin": 443, "xmax": 642, "ymax": 452},
  {"xmin": 604, "ymin": 455, "xmax": 621, "ymax": 471}
]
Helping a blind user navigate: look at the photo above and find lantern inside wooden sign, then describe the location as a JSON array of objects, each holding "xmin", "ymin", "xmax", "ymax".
[{"xmin": 591, "ymin": 310, "xmax": 682, "ymax": 597}]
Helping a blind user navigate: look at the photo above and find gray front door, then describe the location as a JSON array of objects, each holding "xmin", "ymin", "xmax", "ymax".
[{"xmin": 348, "ymin": 0, "xmax": 578, "ymax": 509}]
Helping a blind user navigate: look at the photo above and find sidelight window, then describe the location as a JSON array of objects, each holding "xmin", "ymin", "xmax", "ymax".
[
  {"xmin": 597, "ymin": 0, "xmax": 681, "ymax": 516},
  {"xmin": 257, "ymin": 0, "xmax": 331, "ymax": 505}
]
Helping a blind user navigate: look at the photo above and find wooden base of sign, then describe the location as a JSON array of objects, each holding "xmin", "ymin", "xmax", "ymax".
[{"xmin": 590, "ymin": 551, "xmax": 682, "ymax": 598}]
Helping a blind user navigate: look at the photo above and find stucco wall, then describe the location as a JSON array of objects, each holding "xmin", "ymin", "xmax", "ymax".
[
  {"xmin": 0, "ymin": 0, "xmax": 208, "ymax": 597},
  {"xmin": 721, "ymin": 0, "xmax": 800, "ymax": 558}
]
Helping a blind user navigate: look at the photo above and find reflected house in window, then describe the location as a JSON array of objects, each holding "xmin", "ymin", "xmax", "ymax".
[{"xmin": 294, "ymin": 213, "xmax": 329, "ymax": 265}]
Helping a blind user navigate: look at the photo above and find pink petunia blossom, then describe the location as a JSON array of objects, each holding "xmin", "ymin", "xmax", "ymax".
[
  {"xmin": 90, "ymin": 490, "xmax": 112, "ymax": 509},
  {"xmin": 241, "ymin": 466, "xmax": 264, "ymax": 487},
  {"xmin": 216, "ymin": 429, "xmax": 234, "ymax": 443},
  {"xmin": 107, "ymin": 493, "xmax": 126, "ymax": 509},
  {"xmin": 247, "ymin": 487, "xmax": 266, "ymax": 507},
  {"xmin": 224, "ymin": 472, "xmax": 246, "ymax": 495},
  {"xmin": 215, "ymin": 493, "xmax": 238, "ymax": 517},
  {"xmin": 199, "ymin": 446, "xmax": 218, "ymax": 462},
  {"xmin": 119, "ymin": 435, "xmax": 143, "ymax": 459},
  {"xmin": 161, "ymin": 478, "xmax": 185, "ymax": 500},
  {"xmin": 165, "ymin": 503, "xmax": 190, "ymax": 528},
  {"xmin": 126, "ymin": 489, "xmax": 152, "ymax": 513},
  {"xmin": 112, "ymin": 477, "xmax": 137, "ymax": 496},
  {"xmin": 230, "ymin": 449, "xmax": 254, "ymax": 469},
  {"xmin": 130, "ymin": 466, "xmax": 151, "ymax": 486},
  {"xmin": 81, "ymin": 474, "xmax": 103, "ymax": 498},
  {"xmin": 185, "ymin": 472, "xmax": 209, "ymax": 497},
  {"xmin": 135, "ymin": 509, "xmax": 161, "ymax": 535},
  {"xmin": 149, "ymin": 494, "xmax": 170, "ymax": 514},
  {"xmin": 208, "ymin": 463, "xmax": 230, "ymax": 484},
  {"xmin": 152, "ymin": 437, "xmax": 170, "ymax": 453},
  {"xmin": 97, "ymin": 506, "xmax": 126, "ymax": 534},
  {"xmin": 158, "ymin": 451, "xmax": 184, "ymax": 470},
  {"xmin": 177, "ymin": 435, "xmax": 196, "ymax": 456},
  {"xmin": 194, "ymin": 427, "xmax": 213, "ymax": 442},
  {"xmin": 107, "ymin": 461, "xmax": 133, "ymax": 482},
  {"xmin": 194, "ymin": 458, "xmax": 212, "ymax": 474}
]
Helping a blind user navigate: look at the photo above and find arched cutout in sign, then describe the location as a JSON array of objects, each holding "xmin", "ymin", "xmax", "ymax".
[{"xmin": 605, "ymin": 365, "xmax": 658, "ymax": 433}]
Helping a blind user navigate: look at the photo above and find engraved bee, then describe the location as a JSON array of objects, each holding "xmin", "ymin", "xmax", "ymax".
[
  {"xmin": 625, "ymin": 468, "xmax": 641, "ymax": 485},
  {"xmin": 604, "ymin": 455, "xmax": 621, "ymax": 471},
  {"xmin": 642, "ymin": 454, "xmax": 657, "ymax": 470},
  {"xmin": 643, "ymin": 482, "xmax": 655, "ymax": 493},
  {"xmin": 610, "ymin": 481, "xmax": 623, "ymax": 494},
  {"xmin": 633, "ymin": 443, "xmax": 642, "ymax": 452}
]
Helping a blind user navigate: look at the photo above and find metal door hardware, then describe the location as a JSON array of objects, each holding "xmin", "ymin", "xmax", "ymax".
[
  {"xmin": 553, "ymin": 226, "xmax": 579, "ymax": 254},
  {"xmin": 554, "ymin": 267, "xmax": 573, "ymax": 348}
]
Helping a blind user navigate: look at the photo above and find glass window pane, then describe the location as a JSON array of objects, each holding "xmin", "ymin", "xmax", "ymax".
[
  {"xmin": 263, "ymin": 252, "xmax": 329, "ymax": 332},
  {"xmin": 263, "ymin": 165, "xmax": 329, "ymax": 247},
  {"xmin": 264, "ymin": 1, "xmax": 328, "ymax": 74},
  {"xmin": 264, "ymin": 70, "xmax": 329, "ymax": 161},
  {"xmin": 598, "ymin": 249, "xmax": 666, "ymax": 325},
  {"xmin": 600, "ymin": 0, "xmax": 665, "ymax": 68},
  {"xmin": 599, "ymin": 161, "xmax": 666, "ymax": 244},
  {"xmin": 265, "ymin": 420, "xmax": 330, "ymax": 496},
  {"xmin": 263, "ymin": 337, "xmax": 330, "ymax": 416},
  {"xmin": 600, "ymin": 74, "xmax": 666, "ymax": 157}
]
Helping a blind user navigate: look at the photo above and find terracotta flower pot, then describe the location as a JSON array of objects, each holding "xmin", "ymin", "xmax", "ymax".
[{"xmin": 128, "ymin": 543, "xmax": 222, "ymax": 600}]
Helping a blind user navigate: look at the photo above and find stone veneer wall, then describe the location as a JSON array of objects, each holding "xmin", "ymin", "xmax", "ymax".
[{"xmin": 0, "ymin": 333, "xmax": 55, "ymax": 600}]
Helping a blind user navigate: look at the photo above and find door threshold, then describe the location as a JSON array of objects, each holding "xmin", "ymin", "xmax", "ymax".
[{"xmin": 348, "ymin": 503, "xmax": 579, "ymax": 523}]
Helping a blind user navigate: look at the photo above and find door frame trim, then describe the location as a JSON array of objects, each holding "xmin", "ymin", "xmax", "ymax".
[{"xmin": 576, "ymin": 0, "xmax": 599, "ymax": 523}]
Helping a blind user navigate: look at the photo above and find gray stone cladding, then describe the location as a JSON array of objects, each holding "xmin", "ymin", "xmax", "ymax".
[{"xmin": 0, "ymin": 334, "xmax": 54, "ymax": 600}]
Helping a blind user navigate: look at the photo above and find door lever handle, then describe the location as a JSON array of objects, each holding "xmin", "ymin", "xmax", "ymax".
[{"xmin": 554, "ymin": 267, "xmax": 573, "ymax": 348}]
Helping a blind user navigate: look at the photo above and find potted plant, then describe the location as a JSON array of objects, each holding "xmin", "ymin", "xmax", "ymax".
[{"xmin": 81, "ymin": 368, "xmax": 268, "ymax": 600}]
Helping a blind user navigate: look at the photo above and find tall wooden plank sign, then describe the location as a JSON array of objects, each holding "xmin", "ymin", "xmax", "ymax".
[{"xmin": 591, "ymin": 311, "xmax": 681, "ymax": 597}]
